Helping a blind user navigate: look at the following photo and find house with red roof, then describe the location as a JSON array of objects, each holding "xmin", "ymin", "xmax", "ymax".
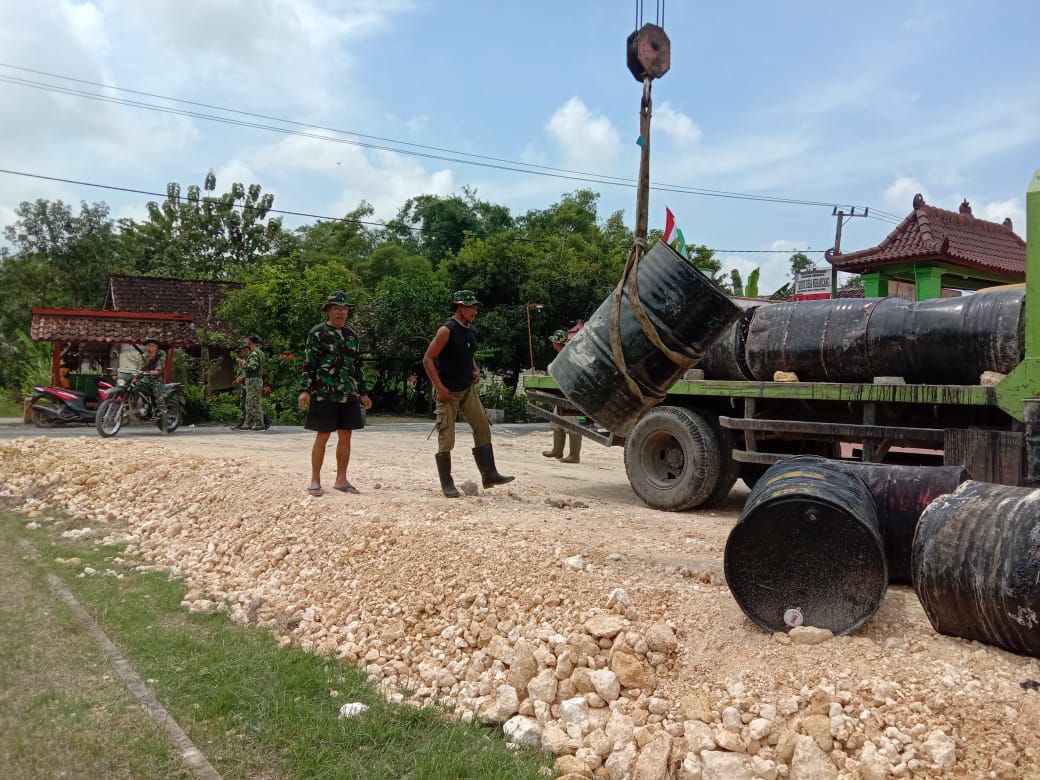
[{"xmin": 825, "ymin": 195, "xmax": 1025, "ymax": 300}]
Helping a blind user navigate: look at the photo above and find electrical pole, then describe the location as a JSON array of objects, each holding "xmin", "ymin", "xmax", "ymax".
[{"xmin": 830, "ymin": 206, "xmax": 868, "ymax": 297}]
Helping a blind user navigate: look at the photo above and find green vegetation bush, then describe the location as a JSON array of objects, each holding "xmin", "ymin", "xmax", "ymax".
[{"xmin": 179, "ymin": 385, "xmax": 209, "ymax": 425}]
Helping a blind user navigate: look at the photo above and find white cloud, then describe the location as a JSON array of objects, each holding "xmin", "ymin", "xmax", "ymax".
[
  {"xmin": 976, "ymin": 198, "xmax": 1025, "ymax": 236},
  {"xmin": 884, "ymin": 177, "xmax": 929, "ymax": 212},
  {"xmin": 653, "ymin": 103, "xmax": 702, "ymax": 146},
  {"xmin": 545, "ymin": 97, "xmax": 622, "ymax": 174}
]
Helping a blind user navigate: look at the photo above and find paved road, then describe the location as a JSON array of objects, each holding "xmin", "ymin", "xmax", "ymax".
[{"xmin": 0, "ymin": 418, "xmax": 550, "ymax": 440}]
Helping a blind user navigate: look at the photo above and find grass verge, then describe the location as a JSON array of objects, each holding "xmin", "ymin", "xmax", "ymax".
[{"xmin": 1, "ymin": 509, "xmax": 552, "ymax": 779}]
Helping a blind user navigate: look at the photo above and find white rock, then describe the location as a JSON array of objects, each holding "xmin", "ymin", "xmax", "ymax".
[
  {"xmin": 503, "ymin": 715, "xmax": 542, "ymax": 747},
  {"xmin": 338, "ymin": 702, "xmax": 368, "ymax": 718}
]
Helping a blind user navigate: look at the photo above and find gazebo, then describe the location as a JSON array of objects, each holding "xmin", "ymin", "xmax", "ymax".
[
  {"xmin": 30, "ymin": 309, "xmax": 196, "ymax": 389},
  {"xmin": 825, "ymin": 195, "xmax": 1025, "ymax": 300}
]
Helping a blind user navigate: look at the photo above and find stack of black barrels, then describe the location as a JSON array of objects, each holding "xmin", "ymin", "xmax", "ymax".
[{"xmin": 724, "ymin": 456, "xmax": 1040, "ymax": 658}]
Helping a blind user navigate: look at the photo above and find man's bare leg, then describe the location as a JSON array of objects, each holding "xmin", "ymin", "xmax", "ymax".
[
  {"xmin": 333, "ymin": 429, "xmax": 353, "ymax": 489},
  {"xmin": 310, "ymin": 431, "xmax": 331, "ymax": 488}
]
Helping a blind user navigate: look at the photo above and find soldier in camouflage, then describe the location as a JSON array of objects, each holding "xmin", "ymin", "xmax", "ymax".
[
  {"xmin": 241, "ymin": 336, "xmax": 266, "ymax": 431},
  {"xmin": 298, "ymin": 290, "xmax": 372, "ymax": 496}
]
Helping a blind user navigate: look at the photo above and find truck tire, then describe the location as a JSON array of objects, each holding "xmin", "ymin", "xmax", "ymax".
[{"xmin": 624, "ymin": 406, "xmax": 732, "ymax": 511}]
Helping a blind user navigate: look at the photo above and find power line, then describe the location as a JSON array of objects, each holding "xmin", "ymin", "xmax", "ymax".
[
  {"xmin": 0, "ymin": 166, "xmax": 828, "ymax": 254},
  {"xmin": 0, "ymin": 62, "xmax": 878, "ymax": 213}
]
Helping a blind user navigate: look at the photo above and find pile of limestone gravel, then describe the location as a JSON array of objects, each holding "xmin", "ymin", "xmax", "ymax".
[{"xmin": 3, "ymin": 435, "xmax": 1040, "ymax": 779}]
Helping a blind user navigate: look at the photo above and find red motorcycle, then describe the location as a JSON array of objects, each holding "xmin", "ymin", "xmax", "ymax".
[{"xmin": 29, "ymin": 380, "xmax": 114, "ymax": 428}]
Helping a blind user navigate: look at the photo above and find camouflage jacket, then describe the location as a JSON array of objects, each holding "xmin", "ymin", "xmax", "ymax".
[
  {"xmin": 300, "ymin": 323, "xmax": 366, "ymax": 402},
  {"xmin": 242, "ymin": 347, "xmax": 265, "ymax": 378}
]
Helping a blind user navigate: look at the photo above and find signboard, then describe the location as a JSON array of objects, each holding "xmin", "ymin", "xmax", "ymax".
[{"xmin": 794, "ymin": 269, "xmax": 831, "ymax": 301}]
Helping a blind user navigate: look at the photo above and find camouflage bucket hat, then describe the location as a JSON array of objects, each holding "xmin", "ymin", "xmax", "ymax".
[
  {"xmin": 324, "ymin": 290, "xmax": 352, "ymax": 308},
  {"xmin": 550, "ymin": 329, "xmax": 568, "ymax": 344},
  {"xmin": 451, "ymin": 289, "xmax": 481, "ymax": 307}
]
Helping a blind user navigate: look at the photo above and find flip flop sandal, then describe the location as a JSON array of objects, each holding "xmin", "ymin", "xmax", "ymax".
[
  {"xmin": 334, "ymin": 483, "xmax": 360, "ymax": 494},
  {"xmin": 307, "ymin": 485, "xmax": 325, "ymax": 497}
]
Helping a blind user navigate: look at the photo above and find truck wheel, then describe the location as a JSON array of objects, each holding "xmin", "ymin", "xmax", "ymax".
[{"xmin": 624, "ymin": 406, "xmax": 729, "ymax": 511}]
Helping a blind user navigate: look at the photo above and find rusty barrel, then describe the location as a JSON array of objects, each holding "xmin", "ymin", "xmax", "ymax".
[
  {"xmin": 833, "ymin": 463, "xmax": 970, "ymax": 584},
  {"xmin": 911, "ymin": 481, "xmax": 1040, "ymax": 658},
  {"xmin": 724, "ymin": 456, "xmax": 888, "ymax": 635},
  {"xmin": 549, "ymin": 240, "xmax": 740, "ymax": 434}
]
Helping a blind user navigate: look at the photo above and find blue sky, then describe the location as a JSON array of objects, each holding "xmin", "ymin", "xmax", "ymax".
[{"xmin": 1, "ymin": 0, "xmax": 1038, "ymax": 295}]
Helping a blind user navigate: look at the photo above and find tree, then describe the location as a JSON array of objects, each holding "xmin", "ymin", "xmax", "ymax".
[
  {"xmin": 789, "ymin": 252, "xmax": 814, "ymax": 281},
  {"xmin": 121, "ymin": 171, "xmax": 283, "ymax": 279},
  {"xmin": 3, "ymin": 199, "xmax": 119, "ymax": 309}
]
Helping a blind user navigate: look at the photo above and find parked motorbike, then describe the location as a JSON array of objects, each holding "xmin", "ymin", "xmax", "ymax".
[
  {"xmin": 94, "ymin": 371, "xmax": 186, "ymax": 437},
  {"xmin": 29, "ymin": 380, "xmax": 114, "ymax": 428}
]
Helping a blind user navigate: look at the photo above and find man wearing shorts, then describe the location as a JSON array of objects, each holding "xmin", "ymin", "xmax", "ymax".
[{"xmin": 298, "ymin": 290, "xmax": 372, "ymax": 496}]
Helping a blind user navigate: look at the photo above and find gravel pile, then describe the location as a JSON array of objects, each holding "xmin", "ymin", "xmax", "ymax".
[{"xmin": 3, "ymin": 434, "xmax": 1039, "ymax": 779}]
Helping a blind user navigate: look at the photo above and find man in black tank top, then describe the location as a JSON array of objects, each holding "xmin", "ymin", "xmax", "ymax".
[{"xmin": 422, "ymin": 290, "xmax": 514, "ymax": 498}]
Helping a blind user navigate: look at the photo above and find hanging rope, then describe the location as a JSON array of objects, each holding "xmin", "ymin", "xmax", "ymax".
[{"xmin": 607, "ymin": 76, "xmax": 700, "ymax": 407}]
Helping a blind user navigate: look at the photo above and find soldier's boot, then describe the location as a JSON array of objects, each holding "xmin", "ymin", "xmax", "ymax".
[
  {"xmin": 473, "ymin": 443, "xmax": 514, "ymax": 489},
  {"xmin": 435, "ymin": 452, "xmax": 460, "ymax": 498},
  {"xmin": 561, "ymin": 434, "xmax": 582, "ymax": 464},
  {"xmin": 542, "ymin": 429, "xmax": 566, "ymax": 458}
]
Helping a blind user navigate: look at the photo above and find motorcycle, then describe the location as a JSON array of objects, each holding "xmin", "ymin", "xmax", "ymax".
[
  {"xmin": 94, "ymin": 371, "xmax": 186, "ymax": 437},
  {"xmin": 29, "ymin": 380, "xmax": 114, "ymax": 428}
]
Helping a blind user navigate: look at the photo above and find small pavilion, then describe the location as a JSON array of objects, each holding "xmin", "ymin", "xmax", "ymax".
[{"xmin": 825, "ymin": 195, "xmax": 1025, "ymax": 300}]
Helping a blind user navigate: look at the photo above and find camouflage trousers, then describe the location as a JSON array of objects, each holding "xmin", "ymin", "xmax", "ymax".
[
  {"xmin": 243, "ymin": 377, "xmax": 264, "ymax": 428},
  {"xmin": 435, "ymin": 385, "xmax": 491, "ymax": 453}
]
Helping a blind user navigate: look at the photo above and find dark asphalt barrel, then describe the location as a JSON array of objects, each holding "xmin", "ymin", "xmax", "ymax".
[
  {"xmin": 549, "ymin": 241, "xmax": 741, "ymax": 434},
  {"xmin": 724, "ymin": 455, "xmax": 888, "ymax": 635},
  {"xmin": 866, "ymin": 289, "xmax": 1024, "ymax": 384},
  {"xmin": 744, "ymin": 298, "xmax": 880, "ymax": 382},
  {"xmin": 700, "ymin": 305, "xmax": 759, "ymax": 380},
  {"xmin": 743, "ymin": 290, "xmax": 1024, "ymax": 383},
  {"xmin": 912, "ymin": 481, "xmax": 1040, "ymax": 658},
  {"xmin": 829, "ymin": 463, "xmax": 970, "ymax": 584}
]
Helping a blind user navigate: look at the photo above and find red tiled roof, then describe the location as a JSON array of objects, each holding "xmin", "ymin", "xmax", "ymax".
[
  {"xmin": 825, "ymin": 198, "xmax": 1025, "ymax": 277},
  {"xmin": 30, "ymin": 309, "xmax": 197, "ymax": 345},
  {"xmin": 104, "ymin": 274, "xmax": 244, "ymax": 332}
]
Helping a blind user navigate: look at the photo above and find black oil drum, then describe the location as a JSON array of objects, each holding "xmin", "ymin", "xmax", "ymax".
[
  {"xmin": 744, "ymin": 298, "xmax": 880, "ymax": 381},
  {"xmin": 744, "ymin": 289, "xmax": 1024, "ymax": 384},
  {"xmin": 866, "ymin": 289, "xmax": 1024, "ymax": 384},
  {"xmin": 912, "ymin": 481, "xmax": 1040, "ymax": 658},
  {"xmin": 700, "ymin": 305, "xmax": 758, "ymax": 380},
  {"xmin": 724, "ymin": 455, "xmax": 888, "ymax": 635},
  {"xmin": 829, "ymin": 463, "xmax": 970, "ymax": 584},
  {"xmin": 549, "ymin": 241, "xmax": 741, "ymax": 434}
]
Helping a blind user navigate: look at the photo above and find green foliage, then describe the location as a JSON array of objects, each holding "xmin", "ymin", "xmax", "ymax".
[
  {"xmin": 179, "ymin": 384, "xmax": 210, "ymax": 424},
  {"xmin": 119, "ymin": 171, "xmax": 283, "ymax": 279},
  {"xmin": 789, "ymin": 251, "xmax": 814, "ymax": 280},
  {"xmin": 746, "ymin": 267, "xmax": 761, "ymax": 298},
  {"xmin": 12, "ymin": 331, "xmax": 54, "ymax": 396},
  {"xmin": 478, "ymin": 383, "xmax": 529, "ymax": 423}
]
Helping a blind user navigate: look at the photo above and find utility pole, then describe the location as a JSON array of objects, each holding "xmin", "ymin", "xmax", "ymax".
[{"xmin": 830, "ymin": 206, "xmax": 868, "ymax": 297}]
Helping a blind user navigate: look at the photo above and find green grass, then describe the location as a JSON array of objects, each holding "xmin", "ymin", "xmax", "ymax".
[
  {"xmin": 0, "ymin": 389, "xmax": 25, "ymax": 417},
  {"xmin": 3, "ymin": 511, "xmax": 553, "ymax": 779}
]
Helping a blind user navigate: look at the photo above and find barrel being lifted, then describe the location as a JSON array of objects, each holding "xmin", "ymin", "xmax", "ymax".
[{"xmin": 525, "ymin": 169, "xmax": 1040, "ymax": 511}]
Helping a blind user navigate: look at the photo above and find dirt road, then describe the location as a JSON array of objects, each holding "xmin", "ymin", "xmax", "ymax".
[{"xmin": 2, "ymin": 422, "xmax": 1038, "ymax": 779}]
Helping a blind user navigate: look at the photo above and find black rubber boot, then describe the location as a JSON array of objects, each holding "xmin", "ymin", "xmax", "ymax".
[
  {"xmin": 435, "ymin": 452, "xmax": 460, "ymax": 498},
  {"xmin": 473, "ymin": 443, "xmax": 515, "ymax": 489},
  {"xmin": 542, "ymin": 429, "xmax": 566, "ymax": 458}
]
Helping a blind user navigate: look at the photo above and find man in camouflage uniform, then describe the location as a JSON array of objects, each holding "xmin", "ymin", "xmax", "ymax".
[
  {"xmin": 298, "ymin": 291, "xmax": 372, "ymax": 496},
  {"xmin": 542, "ymin": 328, "xmax": 582, "ymax": 463},
  {"xmin": 241, "ymin": 336, "xmax": 266, "ymax": 431}
]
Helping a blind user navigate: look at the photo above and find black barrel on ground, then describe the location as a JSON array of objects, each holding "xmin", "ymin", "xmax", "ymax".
[
  {"xmin": 832, "ymin": 463, "xmax": 970, "ymax": 584},
  {"xmin": 549, "ymin": 241, "xmax": 741, "ymax": 434},
  {"xmin": 724, "ymin": 455, "xmax": 888, "ymax": 635},
  {"xmin": 912, "ymin": 481, "xmax": 1040, "ymax": 658}
]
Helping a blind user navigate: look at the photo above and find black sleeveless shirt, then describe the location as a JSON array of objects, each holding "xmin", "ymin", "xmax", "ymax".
[{"xmin": 437, "ymin": 318, "xmax": 477, "ymax": 392}]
